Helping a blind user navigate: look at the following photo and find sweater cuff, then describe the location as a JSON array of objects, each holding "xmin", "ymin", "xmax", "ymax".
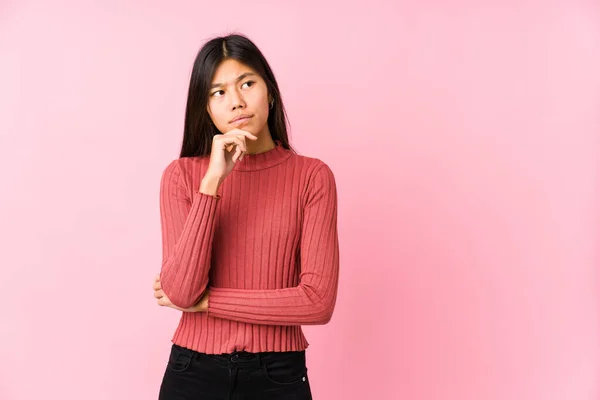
[
  {"xmin": 194, "ymin": 191, "xmax": 221, "ymax": 201},
  {"xmin": 206, "ymin": 287, "xmax": 239, "ymax": 319}
]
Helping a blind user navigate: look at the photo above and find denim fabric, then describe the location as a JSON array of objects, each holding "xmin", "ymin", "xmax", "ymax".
[{"xmin": 158, "ymin": 343, "xmax": 313, "ymax": 400}]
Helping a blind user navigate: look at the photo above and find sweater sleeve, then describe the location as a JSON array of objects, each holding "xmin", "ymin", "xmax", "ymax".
[
  {"xmin": 206, "ymin": 163, "xmax": 340, "ymax": 326},
  {"xmin": 159, "ymin": 159, "xmax": 220, "ymax": 309}
]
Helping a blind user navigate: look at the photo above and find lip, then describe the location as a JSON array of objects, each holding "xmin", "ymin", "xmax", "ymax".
[{"xmin": 230, "ymin": 114, "xmax": 253, "ymax": 124}]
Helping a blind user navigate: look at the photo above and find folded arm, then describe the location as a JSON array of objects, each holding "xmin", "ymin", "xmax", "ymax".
[
  {"xmin": 159, "ymin": 160, "xmax": 220, "ymax": 309},
  {"xmin": 206, "ymin": 163, "xmax": 340, "ymax": 326}
]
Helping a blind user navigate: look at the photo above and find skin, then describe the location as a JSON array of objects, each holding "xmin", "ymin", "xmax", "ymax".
[
  {"xmin": 153, "ymin": 273, "xmax": 207, "ymax": 312},
  {"xmin": 207, "ymin": 58, "xmax": 275, "ymax": 155},
  {"xmin": 154, "ymin": 58, "xmax": 278, "ymax": 312}
]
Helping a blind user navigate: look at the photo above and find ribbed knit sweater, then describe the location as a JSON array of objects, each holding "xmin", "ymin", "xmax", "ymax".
[{"xmin": 158, "ymin": 140, "xmax": 339, "ymax": 354}]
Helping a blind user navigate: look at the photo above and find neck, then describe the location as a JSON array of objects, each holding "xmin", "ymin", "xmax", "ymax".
[
  {"xmin": 246, "ymin": 126, "xmax": 275, "ymax": 154},
  {"xmin": 233, "ymin": 138, "xmax": 291, "ymax": 172}
]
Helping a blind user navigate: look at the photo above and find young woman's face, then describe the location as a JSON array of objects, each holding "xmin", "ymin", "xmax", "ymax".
[{"xmin": 207, "ymin": 59, "xmax": 271, "ymax": 136}]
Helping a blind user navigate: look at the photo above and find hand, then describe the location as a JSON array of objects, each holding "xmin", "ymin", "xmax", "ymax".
[
  {"xmin": 153, "ymin": 273, "xmax": 209, "ymax": 312},
  {"xmin": 206, "ymin": 124, "xmax": 258, "ymax": 181}
]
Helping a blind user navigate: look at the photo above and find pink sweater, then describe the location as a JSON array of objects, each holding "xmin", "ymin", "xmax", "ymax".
[{"xmin": 158, "ymin": 140, "xmax": 339, "ymax": 354}]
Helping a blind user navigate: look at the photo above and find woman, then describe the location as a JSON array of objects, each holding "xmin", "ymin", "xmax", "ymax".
[{"xmin": 152, "ymin": 33, "xmax": 340, "ymax": 400}]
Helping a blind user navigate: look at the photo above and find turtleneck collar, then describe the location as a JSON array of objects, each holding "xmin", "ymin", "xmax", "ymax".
[{"xmin": 233, "ymin": 140, "xmax": 292, "ymax": 172}]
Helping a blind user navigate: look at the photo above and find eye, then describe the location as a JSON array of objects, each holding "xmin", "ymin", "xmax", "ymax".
[
  {"xmin": 242, "ymin": 80, "xmax": 255, "ymax": 89},
  {"xmin": 211, "ymin": 90, "xmax": 224, "ymax": 97}
]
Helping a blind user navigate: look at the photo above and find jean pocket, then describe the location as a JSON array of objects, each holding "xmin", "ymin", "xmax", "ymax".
[
  {"xmin": 260, "ymin": 354, "xmax": 308, "ymax": 386},
  {"xmin": 166, "ymin": 344, "xmax": 193, "ymax": 373}
]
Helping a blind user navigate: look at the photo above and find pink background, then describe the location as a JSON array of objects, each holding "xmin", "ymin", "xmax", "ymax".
[{"xmin": 1, "ymin": 1, "xmax": 599, "ymax": 399}]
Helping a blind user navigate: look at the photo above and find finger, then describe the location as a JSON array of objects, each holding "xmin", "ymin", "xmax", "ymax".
[
  {"xmin": 157, "ymin": 295, "xmax": 171, "ymax": 306},
  {"xmin": 153, "ymin": 280, "xmax": 161, "ymax": 290},
  {"xmin": 231, "ymin": 135, "xmax": 246, "ymax": 153},
  {"xmin": 234, "ymin": 135, "xmax": 247, "ymax": 162},
  {"xmin": 155, "ymin": 273, "xmax": 160, "ymax": 282},
  {"xmin": 226, "ymin": 129, "xmax": 258, "ymax": 141},
  {"xmin": 221, "ymin": 136, "xmax": 245, "ymax": 153},
  {"xmin": 154, "ymin": 289, "xmax": 164, "ymax": 299},
  {"xmin": 232, "ymin": 136, "xmax": 246, "ymax": 150},
  {"xmin": 217, "ymin": 134, "xmax": 243, "ymax": 147},
  {"xmin": 213, "ymin": 133, "xmax": 238, "ymax": 152},
  {"xmin": 233, "ymin": 147, "xmax": 243, "ymax": 163}
]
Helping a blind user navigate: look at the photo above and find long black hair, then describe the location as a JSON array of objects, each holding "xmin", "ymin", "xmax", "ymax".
[{"xmin": 179, "ymin": 33, "xmax": 296, "ymax": 158}]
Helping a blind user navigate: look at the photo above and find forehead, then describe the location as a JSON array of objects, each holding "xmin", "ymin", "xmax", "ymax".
[{"xmin": 211, "ymin": 59, "xmax": 256, "ymax": 82}]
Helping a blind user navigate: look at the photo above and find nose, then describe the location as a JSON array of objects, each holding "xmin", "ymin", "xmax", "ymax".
[{"xmin": 229, "ymin": 87, "xmax": 245, "ymax": 110}]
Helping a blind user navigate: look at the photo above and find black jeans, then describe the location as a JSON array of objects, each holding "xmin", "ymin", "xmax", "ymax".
[{"xmin": 158, "ymin": 344, "xmax": 313, "ymax": 400}]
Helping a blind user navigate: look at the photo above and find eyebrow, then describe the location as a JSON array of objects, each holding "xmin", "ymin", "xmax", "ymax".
[{"xmin": 210, "ymin": 72, "xmax": 256, "ymax": 89}]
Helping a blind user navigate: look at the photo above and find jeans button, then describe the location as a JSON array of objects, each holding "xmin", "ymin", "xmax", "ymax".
[{"xmin": 231, "ymin": 354, "xmax": 239, "ymax": 361}]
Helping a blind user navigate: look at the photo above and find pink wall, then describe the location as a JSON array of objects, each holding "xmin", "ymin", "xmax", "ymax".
[{"xmin": 1, "ymin": 1, "xmax": 598, "ymax": 399}]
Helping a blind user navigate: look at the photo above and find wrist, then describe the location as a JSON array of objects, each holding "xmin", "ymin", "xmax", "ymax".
[
  {"xmin": 199, "ymin": 174, "xmax": 222, "ymax": 196},
  {"xmin": 197, "ymin": 289, "xmax": 210, "ymax": 312}
]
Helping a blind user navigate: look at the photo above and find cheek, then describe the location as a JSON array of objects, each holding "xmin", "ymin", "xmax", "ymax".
[
  {"xmin": 257, "ymin": 104, "xmax": 271, "ymax": 125},
  {"xmin": 256, "ymin": 96, "xmax": 271, "ymax": 118},
  {"xmin": 208, "ymin": 104, "xmax": 227, "ymax": 125},
  {"xmin": 248, "ymin": 88, "xmax": 269, "ymax": 112}
]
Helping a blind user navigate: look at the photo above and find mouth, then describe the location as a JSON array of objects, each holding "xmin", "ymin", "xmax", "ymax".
[{"xmin": 230, "ymin": 115, "xmax": 253, "ymax": 124}]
